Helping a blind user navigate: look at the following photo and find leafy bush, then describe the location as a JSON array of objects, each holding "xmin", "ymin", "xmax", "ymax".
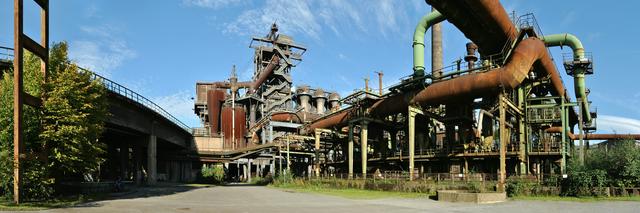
[
  {"xmin": 201, "ymin": 164, "xmax": 225, "ymax": 184},
  {"xmin": 561, "ymin": 168, "xmax": 608, "ymax": 197},
  {"xmin": 506, "ymin": 177, "xmax": 540, "ymax": 197},
  {"xmin": 249, "ymin": 176, "xmax": 273, "ymax": 185},
  {"xmin": 466, "ymin": 181, "xmax": 487, "ymax": 193},
  {"xmin": 272, "ymin": 171, "xmax": 294, "ymax": 186},
  {"xmin": 586, "ymin": 140, "xmax": 640, "ymax": 188}
]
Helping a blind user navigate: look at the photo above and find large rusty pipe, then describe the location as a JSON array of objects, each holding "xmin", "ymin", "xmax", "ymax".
[
  {"xmin": 251, "ymin": 55, "xmax": 280, "ymax": 91},
  {"xmin": 411, "ymin": 38, "xmax": 565, "ymax": 104},
  {"xmin": 271, "ymin": 111, "xmax": 318, "ymax": 124},
  {"xmin": 301, "ymin": 107, "xmax": 357, "ymax": 135},
  {"xmin": 427, "ymin": 0, "xmax": 517, "ymax": 57},
  {"xmin": 204, "ymin": 81, "xmax": 252, "ymax": 90},
  {"xmin": 545, "ymin": 127, "xmax": 640, "ymax": 140}
]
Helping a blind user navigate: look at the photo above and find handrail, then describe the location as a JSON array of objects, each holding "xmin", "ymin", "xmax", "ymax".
[
  {"xmin": 0, "ymin": 46, "xmax": 13, "ymax": 61},
  {"xmin": 77, "ymin": 67, "xmax": 192, "ymax": 133},
  {"xmin": 0, "ymin": 45, "xmax": 192, "ymax": 133}
]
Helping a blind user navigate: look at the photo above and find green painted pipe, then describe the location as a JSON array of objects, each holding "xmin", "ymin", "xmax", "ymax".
[
  {"xmin": 413, "ymin": 10, "xmax": 446, "ymax": 77},
  {"xmin": 541, "ymin": 33, "xmax": 591, "ymax": 124},
  {"xmin": 541, "ymin": 33, "xmax": 584, "ymax": 59}
]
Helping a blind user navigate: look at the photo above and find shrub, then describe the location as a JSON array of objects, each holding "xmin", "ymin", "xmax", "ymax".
[
  {"xmin": 201, "ymin": 164, "xmax": 225, "ymax": 184},
  {"xmin": 561, "ymin": 169, "xmax": 608, "ymax": 197},
  {"xmin": 272, "ymin": 171, "xmax": 294, "ymax": 186},
  {"xmin": 506, "ymin": 177, "xmax": 540, "ymax": 197}
]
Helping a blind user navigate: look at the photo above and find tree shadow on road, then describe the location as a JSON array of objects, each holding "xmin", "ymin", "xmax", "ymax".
[{"xmin": 68, "ymin": 182, "xmax": 205, "ymax": 209}]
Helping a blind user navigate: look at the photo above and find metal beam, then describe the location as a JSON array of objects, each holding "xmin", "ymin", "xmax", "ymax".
[
  {"xmin": 13, "ymin": 0, "xmax": 24, "ymax": 203},
  {"xmin": 21, "ymin": 35, "xmax": 47, "ymax": 61},
  {"xmin": 13, "ymin": 0, "xmax": 48, "ymax": 203}
]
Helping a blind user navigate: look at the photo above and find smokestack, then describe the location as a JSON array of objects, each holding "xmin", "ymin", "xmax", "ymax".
[
  {"xmin": 464, "ymin": 42, "xmax": 479, "ymax": 69},
  {"xmin": 297, "ymin": 85, "xmax": 311, "ymax": 112},
  {"xmin": 328, "ymin": 92, "xmax": 340, "ymax": 112},
  {"xmin": 431, "ymin": 7, "xmax": 443, "ymax": 78},
  {"xmin": 313, "ymin": 88, "xmax": 326, "ymax": 114}
]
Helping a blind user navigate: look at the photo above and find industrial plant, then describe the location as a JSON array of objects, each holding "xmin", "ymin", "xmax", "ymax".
[
  {"xmin": 5, "ymin": 1, "xmax": 640, "ymax": 209},
  {"xmin": 190, "ymin": 0, "xmax": 640, "ymax": 191}
]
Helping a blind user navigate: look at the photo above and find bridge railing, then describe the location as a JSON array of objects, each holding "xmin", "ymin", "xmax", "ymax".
[
  {"xmin": 78, "ymin": 67, "xmax": 192, "ymax": 133},
  {"xmin": 0, "ymin": 45, "xmax": 191, "ymax": 133}
]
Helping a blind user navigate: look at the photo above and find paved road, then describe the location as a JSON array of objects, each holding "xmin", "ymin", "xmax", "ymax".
[{"xmin": 33, "ymin": 185, "xmax": 639, "ymax": 213}]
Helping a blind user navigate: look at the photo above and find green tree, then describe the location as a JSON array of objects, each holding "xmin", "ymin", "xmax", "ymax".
[
  {"xmin": 0, "ymin": 42, "xmax": 108, "ymax": 200},
  {"xmin": 40, "ymin": 42, "xmax": 108, "ymax": 181},
  {"xmin": 0, "ymin": 49, "xmax": 52, "ymax": 200},
  {"xmin": 587, "ymin": 140, "xmax": 640, "ymax": 187}
]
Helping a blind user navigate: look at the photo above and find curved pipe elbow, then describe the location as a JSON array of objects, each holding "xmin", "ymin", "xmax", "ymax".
[
  {"xmin": 542, "ymin": 33, "xmax": 592, "ymax": 124},
  {"xmin": 413, "ymin": 10, "xmax": 446, "ymax": 77},
  {"xmin": 541, "ymin": 33, "xmax": 585, "ymax": 59}
]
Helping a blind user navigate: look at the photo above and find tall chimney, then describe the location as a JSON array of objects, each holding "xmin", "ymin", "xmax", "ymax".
[
  {"xmin": 464, "ymin": 42, "xmax": 478, "ymax": 69},
  {"xmin": 431, "ymin": 7, "xmax": 443, "ymax": 78},
  {"xmin": 297, "ymin": 85, "xmax": 311, "ymax": 112},
  {"xmin": 313, "ymin": 88, "xmax": 326, "ymax": 114}
]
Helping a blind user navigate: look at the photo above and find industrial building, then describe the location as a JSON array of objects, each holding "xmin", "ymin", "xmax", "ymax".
[{"xmin": 191, "ymin": 0, "xmax": 640, "ymax": 190}]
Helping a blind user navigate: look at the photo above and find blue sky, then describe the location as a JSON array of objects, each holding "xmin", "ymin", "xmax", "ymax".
[{"xmin": 1, "ymin": 0, "xmax": 639, "ymax": 135}]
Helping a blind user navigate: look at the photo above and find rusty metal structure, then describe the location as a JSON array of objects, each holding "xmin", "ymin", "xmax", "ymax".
[
  {"xmin": 193, "ymin": 1, "xmax": 640, "ymax": 189},
  {"xmin": 11, "ymin": 0, "xmax": 48, "ymax": 204}
]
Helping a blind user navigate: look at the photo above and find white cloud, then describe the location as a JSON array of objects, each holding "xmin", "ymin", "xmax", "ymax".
[
  {"xmin": 224, "ymin": 0, "xmax": 321, "ymax": 39},
  {"xmin": 69, "ymin": 25, "xmax": 137, "ymax": 77},
  {"xmin": 182, "ymin": 0, "xmax": 243, "ymax": 9},
  {"xmin": 317, "ymin": 0, "xmax": 366, "ymax": 36},
  {"xmin": 219, "ymin": 0, "xmax": 413, "ymax": 40},
  {"xmin": 84, "ymin": 4, "xmax": 100, "ymax": 18},
  {"xmin": 597, "ymin": 115, "xmax": 640, "ymax": 134},
  {"xmin": 152, "ymin": 90, "xmax": 201, "ymax": 127},
  {"xmin": 373, "ymin": 0, "xmax": 403, "ymax": 38},
  {"xmin": 560, "ymin": 11, "xmax": 576, "ymax": 27}
]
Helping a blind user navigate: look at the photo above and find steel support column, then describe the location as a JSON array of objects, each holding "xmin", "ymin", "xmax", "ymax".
[
  {"xmin": 247, "ymin": 159, "xmax": 252, "ymax": 183},
  {"xmin": 13, "ymin": 0, "xmax": 49, "ymax": 204},
  {"xmin": 314, "ymin": 130, "xmax": 321, "ymax": 177},
  {"xmin": 498, "ymin": 93, "xmax": 507, "ymax": 192},
  {"xmin": 408, "ymin": 106, "xmax": 423, "ymax": 181},
  {"xmin": 360, "ymin": 121, "xmax": 368, "ymax": 178},
  {"xmin": 348, "ymin": 123, "xmax": 354, "ymax": 179}
]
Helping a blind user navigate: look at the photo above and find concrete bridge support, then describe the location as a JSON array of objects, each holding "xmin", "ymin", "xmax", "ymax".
[
  {"xmin": 134, "ymin": 144, "xmax": 144, "ymax": 185},
  {"xmin": 119, "ymin": 143, "xmax": 129, "ymax": 180},
  {"xmin": 147, "ymin": 134, "xmax": 157, "ymax": 185}
]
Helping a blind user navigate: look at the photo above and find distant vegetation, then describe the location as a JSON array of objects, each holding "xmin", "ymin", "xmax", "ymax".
[
  {"xmin": 0, "ymin": 42, "xmax": 108, "ymax": 201},
  {"xmin": 507, "ymin": 140, "xmax": 640, "ymax": 197}
]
